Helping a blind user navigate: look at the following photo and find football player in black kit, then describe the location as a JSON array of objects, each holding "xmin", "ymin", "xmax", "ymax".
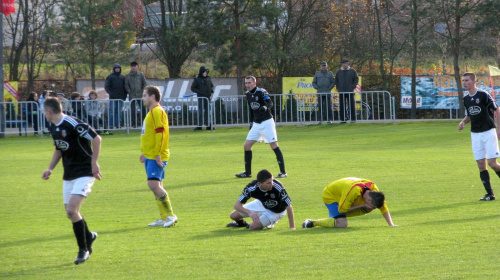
[
  {"xmin": 458, "ymin": 72, "xmax": 500, "ymax": 201},
  {"xmin": 41, "ymin": 97, "xmax": 102, "ymax": 264},
  {"xmin": 227, "ymin": 169, "xmax": 295, "ymax": 230},
  {"xmin": 235, "ymin": 76, "xmax": 287, "ymax": 178}
]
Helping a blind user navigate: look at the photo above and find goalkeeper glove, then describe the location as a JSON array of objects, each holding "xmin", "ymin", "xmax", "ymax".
[{"xmin": 259, "ymin": 106, "xmax": 267, "ymax": 113}]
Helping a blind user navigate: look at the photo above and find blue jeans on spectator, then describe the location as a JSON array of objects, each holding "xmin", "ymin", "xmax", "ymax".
[{"xmin": 109, "ymin": 100, "xmax": 123, "ymax": 129}]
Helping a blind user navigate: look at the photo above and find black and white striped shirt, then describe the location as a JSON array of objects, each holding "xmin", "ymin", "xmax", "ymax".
[
  {"xmin": 238, "ymin": 179, "xmax": 291, "ymax": 213},
  {"xmin": 49, "ymin": 114, "xmax": 98, "ymax": 180}
]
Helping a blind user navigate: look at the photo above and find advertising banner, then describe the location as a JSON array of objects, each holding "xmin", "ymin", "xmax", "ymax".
[
  {"xmin": 4, "ymin": 81, "xmax": 18, "ymax": 101},
  {"xmin": 282, "ymin": 77, "xmax": 362, "ymax": 111},
  {"xmin": 400, "ymin": 75, "xmax": 500, "ymax": 109}
]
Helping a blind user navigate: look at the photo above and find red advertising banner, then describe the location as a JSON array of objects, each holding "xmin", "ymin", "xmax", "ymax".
[{"xmin": 0, "ymin": 0, "xmax": 15, "ymax": 16}]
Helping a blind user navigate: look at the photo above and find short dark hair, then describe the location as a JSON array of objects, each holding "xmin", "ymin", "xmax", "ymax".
[
  {"xmin": 463, "ymin": 72, "xmax": 476, "ymax": 81},
  {"xmin": 144, "ymin": 85, "xmax": 161, "ymax": 102},
  {"xmin": 131, "ymin": 61, "xmax": 138, "ymax": 67},
  {"xmin": 44, "ymin": 97, "xmax": 62, "ymax": 114},
  {"xmin": 368, "ymin": 191, "xmax": 385, "ymax": 208},
  {"xmin": 256, "ymin": 169, "xmax": 273, "ymax": 183}
]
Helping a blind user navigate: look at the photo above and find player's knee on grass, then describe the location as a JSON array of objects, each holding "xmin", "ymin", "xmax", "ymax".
[
  {"xmin": 249, "ymin": 215, "xmax": 270, "ymax": 230},
  {"xmin": 335, "ymin": 218, "xmax": 348, "ymax": 228},
  {"xmin": 230, "ymin": 211, "xmax": 243, "ymax": 220}
]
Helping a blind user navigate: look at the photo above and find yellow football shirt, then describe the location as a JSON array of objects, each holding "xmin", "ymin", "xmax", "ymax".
[
  {"xmin": 322, "ymin": 177, "xmax": 389, "ymax": 214},
  {"xmin": 141, "ymin": 105, "xmax": 170, "ymax": 161}
]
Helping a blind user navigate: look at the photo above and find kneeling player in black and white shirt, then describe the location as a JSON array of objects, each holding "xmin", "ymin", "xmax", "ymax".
[{"xmin": 227, "ymin": 169, "xmax": 295, "ymax": 230}]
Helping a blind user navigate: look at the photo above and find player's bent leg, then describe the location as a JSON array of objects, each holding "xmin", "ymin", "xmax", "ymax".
[
  {"xmin": 65, "ymin": 195, "xmax": 85, "ymax": 222},
  {"xmin": 335, "ymin": 218, "xmax": 348, "ymax": 228},
  {"xmin": 243, "ymin": 140, "xmax": 256, "ymax": 151},
  {"xmin": 487, "ymin": 158, "xmax": 500, "ymax": 171},
  {"xmin": 314, "ymin": 218, "xmax": 337, "ymax": 228},
  {"xmin": 147, "ymin": 180, "xmax": 167, "ymax": 198},
  {"xmin": 227, "ymin": 211, "xmax": 249, "ymax": 228},
  {"xmin": 248, "ymin": 220, "xmax": 264, "ymax": 230}
]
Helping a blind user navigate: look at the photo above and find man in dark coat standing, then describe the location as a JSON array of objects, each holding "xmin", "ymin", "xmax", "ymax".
[
  {"xmin": 312, "ymin": 61, "xmax": 335, "ymax": 123},
  {"xmin": 105, "ymin": 63, "xmax": 126, "ymax": 129},
  {"xmin": 335, "ymin": 59, "xmax": 359, "ymax": 123},
  {"xmin": 191, "ymin": 66, "xmax": 215, "ymax": 130}
]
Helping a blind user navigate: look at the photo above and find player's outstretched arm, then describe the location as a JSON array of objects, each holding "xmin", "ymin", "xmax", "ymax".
[
  {"xmin": 42, "ymin": 150, "xmax": 62, "ymax": 180},
  {"xmin": 383, "ymin": 211, "xmax": 398, "ymax": 227},
  {"xmin": 286, "ymin": 205, "xmax": 295, "ymax": 230}
]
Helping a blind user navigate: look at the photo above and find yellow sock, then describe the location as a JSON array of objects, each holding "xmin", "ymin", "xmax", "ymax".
[
  {"xmin": 158, "ymin": 193, "xmax": 174, "ymax": 217},
  {"xmin": 314, "ymin": 218, "xmax": 336, "ymax": 228},
  {"xmin": 156, "ymin": 199, "xmax": 167, "ymax": 220}
]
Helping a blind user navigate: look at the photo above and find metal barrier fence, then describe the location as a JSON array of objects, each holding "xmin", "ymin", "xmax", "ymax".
[{"xmin": 0, "ymin": 91, "xmax": 394, "ymax": 136}]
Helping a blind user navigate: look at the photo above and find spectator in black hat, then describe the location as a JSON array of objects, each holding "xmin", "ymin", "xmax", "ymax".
[
  {"xmin": 335, "ymin": 59, "xmax": 359, "ymax": 123},
  {"xmin": 312, "ymin": 61, "xmax": 335, "ymax": 123}
]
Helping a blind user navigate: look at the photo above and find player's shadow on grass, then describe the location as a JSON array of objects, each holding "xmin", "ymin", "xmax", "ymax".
[
  {"xmin": 0, "ymin": 226, "xmax": 145, "ymax": 248},
  {"xmin": 0, "ymin": 262, "xmax": 77, "ymax": 279},
  {"xmin": 416, "ymin": 214, "xmax": 498, "ymax": 226},
  {"xmin": 384, "ymin": 201, "xmax": 478, "ymax": 217},
  {"xmin": 189, "ymin": 228, "xmax": 282, "ymax": 240},
  {"xmin": 162, "ymin": 177, "xmax": 241, "ymax": 190},
  {"xmin": 189, "ymin": 226, "xmax": 359, "ymax": 240}
]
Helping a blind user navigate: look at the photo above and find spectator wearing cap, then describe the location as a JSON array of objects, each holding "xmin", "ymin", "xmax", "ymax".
[
  {"xmin": 105, "ymin": 63, "xmax": 126, "ymax": 129},
  {"xmin": 190, "ymin": 66, "xmax": 214, "ymax": 130},
  {"xmin": 312, "ymin": 61, "xmax": 335, "ymax": 123},
  {"xmin": 335, "ymin": 59, "xmax": 359, "ymax": 123},
  {"xmin": 125, "ymin": 61, "xmax": 148, "ymax": 127}
]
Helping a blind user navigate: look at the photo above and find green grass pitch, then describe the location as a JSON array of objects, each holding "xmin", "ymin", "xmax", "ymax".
[{"xmin": 1, "ymin": 121, "xmax": 499, "ymax": 279}]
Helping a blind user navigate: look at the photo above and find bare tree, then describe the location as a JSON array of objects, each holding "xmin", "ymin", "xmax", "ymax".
[
  {"xmin": 258, "ymin": 0, "xmax": 328, "ymax": 85},
  {"xmin": 432, "ymin": 0, "xmax": 491, "ymax": 117},
  {"xmin": 22, "ymin": 0, "xmax": 57, "ymax": 94},
  {"xmin": 54, "ymin": 0, "xmax": 132, "ymax": 89},
  {"xmin": 4, "ymin": 0, "xmax": 55, "ymax": 89},
  {"xmin": 143, "ymin": 0, "xmax": 198, "ymax": 78}
]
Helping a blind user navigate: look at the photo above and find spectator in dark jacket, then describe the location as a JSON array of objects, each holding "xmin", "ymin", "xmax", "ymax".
[
  {"xmin": 191, "ymin": 66, "xmax": 215, "ymax": 130},
  {"xmin": 335, "ymin": 59, "xmax": 359, "ymax": 123},
  {"xmin": 312, "ymin": 61, "xmax": 335, "ymax": 123},
  {"xmin": 125, "ymin": 61, "xmax": 148, "ymax": 127},
  {"xmin": 105, "ymin": 63, "xmax": 126, "ymax": 129}
]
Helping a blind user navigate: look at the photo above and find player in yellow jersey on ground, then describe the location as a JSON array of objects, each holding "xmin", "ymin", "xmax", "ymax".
[
  {"xmin": 302, "ymin": 177, "xmax": 397, "ymax": 229},
  {"xmin": 140, "ymin": 85, "xmax": 177, "ymax": 228}
]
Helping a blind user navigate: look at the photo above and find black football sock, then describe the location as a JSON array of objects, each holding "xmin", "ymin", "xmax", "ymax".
[
  {"xmin": 244, "ymin": 150, "xmax": 252, "ymax": 175},
  {"xmin": 237, "ymin": 219, "xmax": 248, "ymax": 226},
  {"xmin": 273, "ymin": 147, "xmax": 286, "ymax": 173},
  {"xmin": 480, "ymin": 170, "xmax": 494, "ymax": 196},
  {"xmin": 72, "ymin": 219, "xmax": 87, "ymax": 251},
  {"xmin": 82, "ymin": 218, "xmax": 93, "ymax": 245},
  {"xmin": 495, "ymin": 170, "xmax": 500, "ymax": 179}
]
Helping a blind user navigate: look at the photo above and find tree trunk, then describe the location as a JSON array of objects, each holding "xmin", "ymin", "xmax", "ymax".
[
  {"xmin": 234, "ymin": 1, "xmax": 243, "ymax": 95},
  {"xmin": 452, "ymin": 10, "xmax": 464, "ymax": 118},
  {"xmin": 410, "ymin": 0, "xmax": 417, "ymax": 119},
  {"xmin": 374, "ymin": 0, "xmax": 387, "ymax": 90}
]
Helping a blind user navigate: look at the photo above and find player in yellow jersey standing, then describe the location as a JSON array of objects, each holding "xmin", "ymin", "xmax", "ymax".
[
  {"xmin": 140, "ymin": 85, "xmax": 177, "ymax": 227},
  {"xmin": 302, "ymin": 177, "xmax": 397, "ymax": 229}
]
